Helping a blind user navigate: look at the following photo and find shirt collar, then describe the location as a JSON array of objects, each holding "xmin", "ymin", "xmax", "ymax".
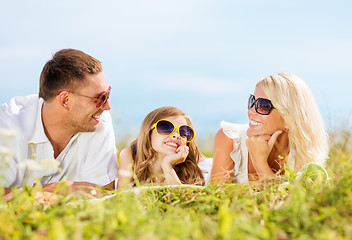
[{"xmin": 28, "ymin": 98, "xmax": 49, "ymax": 144}]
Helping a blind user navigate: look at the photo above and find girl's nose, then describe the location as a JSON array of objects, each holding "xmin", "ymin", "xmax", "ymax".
[{"xmin": 171, "ymin": 129, "xmax": 181, "ymax": 139}]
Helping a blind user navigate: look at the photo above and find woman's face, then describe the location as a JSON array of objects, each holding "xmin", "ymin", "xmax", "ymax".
[
  {"xmin": 151, "ymin": 115, "xmax": 188, "ymax": 158},
  {"xmin": 247, "ymin": 85, "xmax": 286, "ymax": 137}
]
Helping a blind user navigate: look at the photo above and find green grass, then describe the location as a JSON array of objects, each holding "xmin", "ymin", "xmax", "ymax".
[{"xmin": 1, "ymin": 143, "xmax": 352, "ymax": 239}]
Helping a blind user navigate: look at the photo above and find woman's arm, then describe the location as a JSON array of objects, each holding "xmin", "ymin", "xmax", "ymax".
[
  {"xmin": 117, "ymin": 147, "xmax": 134, "ymax": 189},
  {"xmin": 246, "ymin": 130, "xmax": 282, "ymax": 180},
  {"xmin": 210, "ymin": 129, "xmax": 235, "ymax": 184}
]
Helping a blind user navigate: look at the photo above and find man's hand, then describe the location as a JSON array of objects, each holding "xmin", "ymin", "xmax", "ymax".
[{"xmin": 42, "ymin": 181, "xmax": 100, "ymax": 195}]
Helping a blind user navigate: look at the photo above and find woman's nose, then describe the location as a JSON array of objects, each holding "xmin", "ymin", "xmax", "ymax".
[{"xmin": 248, "ymin": 105, "xmax": 257, "ymax": 116}]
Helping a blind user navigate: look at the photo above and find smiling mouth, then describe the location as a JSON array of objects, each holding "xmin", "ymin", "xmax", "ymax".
[
  {"xmin": 92, "ymin": 114, "xmax": 101, "ymax": 122},
  {"xmin": 165, "ymin": 141, "xmax": 179, "ymax": 148},
  {"xmin": 249, "ymin": 120, "xmax": 262, "ymax": 126}
]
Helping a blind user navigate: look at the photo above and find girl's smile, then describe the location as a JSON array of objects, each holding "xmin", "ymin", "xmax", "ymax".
[
  {"xmin": 151, "ymin": 116, "xmax": 188, "ymax": 157},
  {"xmin": 164, "ymin": 140, "xmax": 180, "ymax": 149}
]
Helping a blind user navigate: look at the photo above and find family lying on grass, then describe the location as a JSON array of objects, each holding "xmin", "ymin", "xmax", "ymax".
[{"xmin": 0, "ymin": 48, "xmax": 329, "ymax": 200}]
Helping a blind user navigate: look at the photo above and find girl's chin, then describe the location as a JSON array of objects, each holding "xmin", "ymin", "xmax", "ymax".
[{"xmin": 158, "ymin": 149, "xmax": 177, "ymax": 156}]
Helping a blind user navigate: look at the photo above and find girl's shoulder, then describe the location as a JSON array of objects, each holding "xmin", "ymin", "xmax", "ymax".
[{"xmin": 119, "ymin": 146, "xmax": 134, "ymax": 167}]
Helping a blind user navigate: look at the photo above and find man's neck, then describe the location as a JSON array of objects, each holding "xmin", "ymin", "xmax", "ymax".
[{"xmin": 41, "ymin": 101, "xmax": 76, "ymax": 158}]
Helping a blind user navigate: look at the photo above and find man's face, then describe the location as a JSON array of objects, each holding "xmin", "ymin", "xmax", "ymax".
[{"xmin": 65, "ymin": 72, "xmax": 111, "ymax": 133}]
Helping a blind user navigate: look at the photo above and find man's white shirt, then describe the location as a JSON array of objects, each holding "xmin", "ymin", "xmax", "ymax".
[{"xmin": 0, "ymin": 94, "xmax": 118, "ymax": 187}]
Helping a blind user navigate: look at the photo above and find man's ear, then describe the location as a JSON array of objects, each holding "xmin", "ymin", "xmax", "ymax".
[{"xmin": 56, "ymin": 91, "xmax": 70, "ymax": 110}]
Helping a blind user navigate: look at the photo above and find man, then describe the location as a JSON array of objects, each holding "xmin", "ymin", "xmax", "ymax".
[{"xmin": 0, "ymin": 49, "xmax": 118, "ymax": 194}]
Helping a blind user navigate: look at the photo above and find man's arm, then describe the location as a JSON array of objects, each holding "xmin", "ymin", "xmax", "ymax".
[
  {"xmin": 103, "ymin": 180, "xmax": 115, "ymax": 191},
  {"xmin": 41, "ymin": 181, "xmax": 99, "ymax": 193},
  {"xmin": 3, "ymin": 181, "xmax": 107, "ymax": 203},
  {"xmin": 3, "ymin": 187, "xmax": 11, "ymax": 195}
]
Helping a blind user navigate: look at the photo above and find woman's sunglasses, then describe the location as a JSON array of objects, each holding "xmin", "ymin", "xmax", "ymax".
[
  {"xmin": 56, "ymin": 86, "xmax": 111, "ymax": 109},
  {"xmin": 150, "ymin": 119, "xmax": 196, "ymax": 142},
  {"xmin": 248, "ymin": 94, "xmax": 275, "ymax": 115}
]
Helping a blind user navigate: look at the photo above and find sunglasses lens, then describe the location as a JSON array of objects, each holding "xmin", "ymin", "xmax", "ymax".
[
  {"xmin": 156, "ymin": 120, "xmax": 174, "ymax": 135},
  {"xmin": 179, "ymin": 126, "xmax": 195, "ymax": 142},
  {"xmin": 248, "ymin": 94, "xmax": 255, "ymax": 109},
  {"xmin": 97, "ymin": 91, "xmax": 110, "ymax": 108},
  {"xmin": 256, "ymin": 98, "xmax": 273, "ymax": 114}
]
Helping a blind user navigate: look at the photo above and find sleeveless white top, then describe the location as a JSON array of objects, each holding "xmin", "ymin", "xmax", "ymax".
[{"xmin": 221, "ymin": 121, "xmax": 250, "ymax": 185}]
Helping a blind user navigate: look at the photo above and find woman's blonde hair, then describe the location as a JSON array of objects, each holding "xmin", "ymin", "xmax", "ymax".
[
  {"xmin": 257, "ymin": 73, "xmax": 329, "ymax": 172},
  {"xmin": 130, "ymin": 106, "xmax": 204, "ymax": 185}
]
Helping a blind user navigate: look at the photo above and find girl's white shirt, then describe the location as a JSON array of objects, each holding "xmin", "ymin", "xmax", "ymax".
[{"xmin": 197, "ymin": 157, "xmax": 212, "ymax": 185}]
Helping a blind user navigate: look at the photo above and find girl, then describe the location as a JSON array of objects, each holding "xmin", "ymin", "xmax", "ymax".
[
  {"xmin": 118, "ymin": 106, "xmax": 205, "ymax": 188},
  {"xmin": 211, "ymin": 73, "xmax": 329, "ymax": 184}
]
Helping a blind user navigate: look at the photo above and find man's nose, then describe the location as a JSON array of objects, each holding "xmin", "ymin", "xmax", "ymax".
[{"xmin": 101, "ymin": 99, "xmax": 111, "ymax": 111}]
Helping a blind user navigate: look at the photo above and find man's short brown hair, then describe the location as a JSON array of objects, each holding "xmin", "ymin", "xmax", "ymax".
[{"xmin": 39, "ymin": 49, "xmax": 102, "ymax": 100}]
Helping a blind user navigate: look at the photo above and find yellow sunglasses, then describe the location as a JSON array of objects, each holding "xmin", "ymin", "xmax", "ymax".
[{"xmin": 150, "ymin": 119, "xmax": 196, "ymax": 142}]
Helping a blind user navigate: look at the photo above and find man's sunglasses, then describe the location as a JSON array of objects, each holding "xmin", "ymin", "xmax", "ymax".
[
  {"xmin": 150, "ymin": 119, "xmax": 196, "ymax": 142},
  {"xmin": 248, "ymin": 94, "xmax": 275, "ymax": 115},
  {"xmin": 56, "ymin": 86, "xmax": 111, "ymax": 109}
]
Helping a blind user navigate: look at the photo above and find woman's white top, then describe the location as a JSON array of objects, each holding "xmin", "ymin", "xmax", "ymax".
[{"xmin": 221, "ymin": 121, "xmax": 250, "ymax": 185}]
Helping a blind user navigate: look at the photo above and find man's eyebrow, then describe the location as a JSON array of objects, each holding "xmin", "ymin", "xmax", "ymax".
[
  {"xmin": 94, "ymin": 87, "xmax": 110, "ymax": 98},
  {"xmin": 94, "ymin": 91, "xmax": 104, "ymax": 98}
]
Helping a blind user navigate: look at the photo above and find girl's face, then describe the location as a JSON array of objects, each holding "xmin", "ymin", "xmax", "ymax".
[
  {"xmin": 247, "ymin": 85, "xmax": 286, "ymax": 137},
  {"xmin": 151, "ymin": 115, "xmax": 188, "ymax": 157}
]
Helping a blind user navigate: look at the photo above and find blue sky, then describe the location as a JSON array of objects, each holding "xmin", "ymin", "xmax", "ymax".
[{"xmin": 1, "ymin": 0, "xmax": 351, "ymax": 145}]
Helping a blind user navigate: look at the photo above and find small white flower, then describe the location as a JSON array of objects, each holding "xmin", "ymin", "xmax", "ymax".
[
  {"xmin": 0, "ymin": 128, "xmax": 16, "ymax": 138},
  {"xmin": 38, "ymin": 158, "xmax": 60, "ymax": 169},
  {"xmin": 0, "ymin": 146, "xmax": 13, "ymax": 156},
  {"xmin": 18, "ymin": 159, "xmax": 44, "ymax": 171},
  {"xmin": 131, "ymin": 187, "xmax": 141, "ymax": 195},
  {"xmin": 119, "ymin": 169, "xmax": 133, "ymax": 177}
]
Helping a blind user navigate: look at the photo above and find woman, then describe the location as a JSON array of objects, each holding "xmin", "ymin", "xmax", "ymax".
[
  {"xmin": 211, "ymin": 73, "xmax": 329, "ymax": 184},
  {"xmin": 117, "ymin": 106, "xmax": 205, "ymax": 189}
]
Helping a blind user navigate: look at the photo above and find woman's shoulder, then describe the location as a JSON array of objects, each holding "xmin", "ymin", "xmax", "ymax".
[{"xmin": 220, "ymin": 121, "xmax": 248, "ymax": 140}]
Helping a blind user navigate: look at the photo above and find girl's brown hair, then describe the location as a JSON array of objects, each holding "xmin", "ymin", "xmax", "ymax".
[{"xmin": 130, "ymin": 106, "xmax": 204, "ymax": 185}]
